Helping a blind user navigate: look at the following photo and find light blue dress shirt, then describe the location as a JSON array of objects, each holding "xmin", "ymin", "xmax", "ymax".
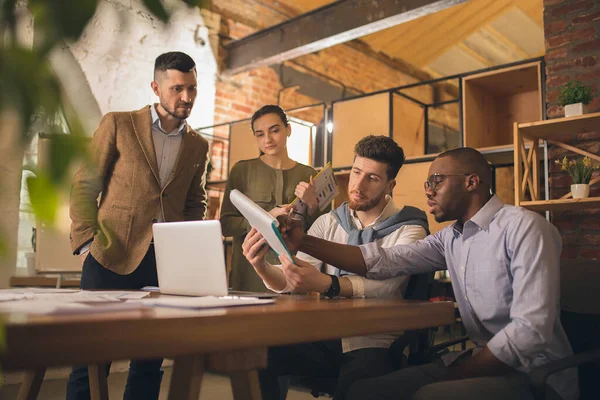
[{"xmin": 360, "ymin": 195, "xmax": 577, "ymax": 400}]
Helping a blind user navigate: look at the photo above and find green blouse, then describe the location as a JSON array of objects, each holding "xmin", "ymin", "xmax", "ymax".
[{"xmin": 220, "ymin": 158, "xmax": 325, "ymax": 292}]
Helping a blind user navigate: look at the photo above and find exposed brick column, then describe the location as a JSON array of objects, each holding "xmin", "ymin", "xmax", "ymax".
[{"xmin": 544, "ymin": 0, "xmax": 600, "ymax": 259}]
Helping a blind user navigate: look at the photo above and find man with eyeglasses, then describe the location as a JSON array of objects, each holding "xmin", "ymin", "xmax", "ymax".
[{"xmin": 277, "ymin": 147, "xmax": 577, "ymax": 400}]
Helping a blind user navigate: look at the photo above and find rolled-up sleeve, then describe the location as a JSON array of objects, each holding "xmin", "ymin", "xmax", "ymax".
[
  {"xmin": 486, "ymin": 215, "xmax": 562, "ymax": 369},
  {"xmin": 361, "ymin": 231, "xmax": 447, "ymax": 280}
]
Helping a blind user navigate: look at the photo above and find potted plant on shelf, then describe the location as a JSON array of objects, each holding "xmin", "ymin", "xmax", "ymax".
[
  {"xmin": 556, "ymin": 156, "xmax": 599, "ymax": 199},
  {"xmin": 558, "ymin": 81, "xmax": 595, "ymax": 117}
]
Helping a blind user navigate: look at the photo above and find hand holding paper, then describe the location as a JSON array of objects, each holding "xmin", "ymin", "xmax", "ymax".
[
  {"xmin": 291, "ymin": 162, "xmax": 339, "ymax": 213},
  {"xmin": 229, "ymin": 189, "xmax": 295, "ymax": 263},
  {"xmin": 242, "ymin": 228, "xmax": 270, "ymax": 272},
  {"xmin": 294, "ymin": 176, "xmax": 319, "ymax": 216}
]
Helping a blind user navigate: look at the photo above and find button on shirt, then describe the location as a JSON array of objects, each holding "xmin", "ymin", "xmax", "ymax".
[
  {"xmin": 359, "ymin": 195, "xmax": 577, "ymax": 400},
  {"xmin": 150, "ymin": 105, "xmax": 186, "ymax": 222}
]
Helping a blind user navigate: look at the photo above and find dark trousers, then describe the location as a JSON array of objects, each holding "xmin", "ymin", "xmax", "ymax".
[
  {"xmin": 66, "ymin": 246, "xmax": 163, "ymax": 400},
  {"xmin": 259, "ymin": 339, "xmax": 395, "ymax": 400}
]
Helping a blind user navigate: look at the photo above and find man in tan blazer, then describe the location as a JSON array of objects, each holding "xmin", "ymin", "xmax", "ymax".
[{"xmin": 67, "ymin": 51, "xmax": 209, "ymax": 400}]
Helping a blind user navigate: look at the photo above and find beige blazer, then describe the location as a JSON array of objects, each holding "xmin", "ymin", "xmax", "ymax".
[{"xmin": 70, "ymin": 106, "xmax": 209, "ymax": 275}]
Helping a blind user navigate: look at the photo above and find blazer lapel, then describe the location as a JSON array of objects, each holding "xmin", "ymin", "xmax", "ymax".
[
  {"xmin": 163, "ymin": 124, "xmax": 196, "ymax": 190},
  {"xmin": 131, "ymin": 106, "xmax": 161, "ymax": 186}
]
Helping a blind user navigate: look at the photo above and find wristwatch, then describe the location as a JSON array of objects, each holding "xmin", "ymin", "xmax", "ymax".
[{"xmin": 324, "ymin": 274, "xmax": 341, "ymax": 298}]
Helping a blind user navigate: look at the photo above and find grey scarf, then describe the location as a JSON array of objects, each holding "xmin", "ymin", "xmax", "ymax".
[{"xmin": 331, "ymin": 202, "xmax": 430, "ymax": 276}]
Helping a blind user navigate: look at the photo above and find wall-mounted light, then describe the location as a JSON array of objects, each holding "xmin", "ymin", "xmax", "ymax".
[{"xmin": 326, "ymin": 121, "xmax": 333, "ymax": 133}]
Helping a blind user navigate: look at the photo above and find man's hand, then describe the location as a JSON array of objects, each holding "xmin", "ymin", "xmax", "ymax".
[
  {"xmin": 295, "ymin": 176, "xmax": 318, "ymax": 216},
  {"xmin": 441, "ymin": 347, "xmax": 513, "ymax": 381},
  {"xmin": 242, "ymin": 228, "xmax": 270, "ymax": 272},
  {"xmin": 279, "ymin": 255, "xmax": 331, "ymax": 293},
  {"xmin": 279, "ymin": 217, "xmax": 304, "ymax": 253},
  {"xmin": 269, "ymin": 204, "xmax": 294, "ymax": 229},
  {"xmin": 269, "ymin": 204, "xmax": 293, "ymax": 219}
]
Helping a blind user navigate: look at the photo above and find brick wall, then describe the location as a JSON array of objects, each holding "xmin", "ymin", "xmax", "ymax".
[
  {"xmin": 209, "ymin": 4, "xmax": 457, "ymax": 184},
  {"xmin": 544, "ymin": 0, "xmax": 600, "ymax": 259},
  {"xmin": 211, "ymin": 0, "xmax": 443, "ymax": 125}
]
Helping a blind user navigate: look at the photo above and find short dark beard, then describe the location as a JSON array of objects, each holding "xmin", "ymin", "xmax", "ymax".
[
  {"xmin": 348, "ymin": 190, "xmax": 387, "ymax": 212},
  {"xmin": 160, "ymin": 101, "xmax": 191, "ymax": 120}
]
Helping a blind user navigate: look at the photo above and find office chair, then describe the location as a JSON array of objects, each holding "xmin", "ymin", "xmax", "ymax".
[{"xmin": 529, "ymin": 260, "xmax": 600, "ymax": 400}]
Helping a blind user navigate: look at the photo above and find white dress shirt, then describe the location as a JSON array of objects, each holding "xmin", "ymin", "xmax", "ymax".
[{"xmin": 268, "ymin": 196, "xmax": 427, "ymax": 352}]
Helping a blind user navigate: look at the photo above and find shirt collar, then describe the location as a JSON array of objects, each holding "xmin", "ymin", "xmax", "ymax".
[
  {"xmin": 351, "ymin": 195, "xmax": 399, "ymax": 229},
  {"xmin": 452, "ymin": 195, "xmax": 504, "ymax": 237},
  {"xmin": 151, "ymin": 104, "xmax": 187, "ymax": 135}
]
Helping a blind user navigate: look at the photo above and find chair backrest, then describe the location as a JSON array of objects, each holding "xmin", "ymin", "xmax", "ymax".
[
  {"xmin": 560, "ymin": 259, "xmax": 600, "ymax": 400},
  {"xmin": 560, "ymin": 259, "xmax": 600, "ymax": 315},
  {"xmin": 404, "ymin": 272, "xmax": 432, "ymax": 301}
]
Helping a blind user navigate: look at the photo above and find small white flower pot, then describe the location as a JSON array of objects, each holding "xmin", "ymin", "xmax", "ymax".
[
  {"xmin": 564, "ymin": 103, "xmax": 589, "ymax": 117},
  {"xmin": 571, "ymin": 184, "xmax": 590, "ymax": 199}
]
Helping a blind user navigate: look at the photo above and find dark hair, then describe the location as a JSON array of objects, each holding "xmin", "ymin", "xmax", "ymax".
[
  {"xmin": 354, "ymin": 135, "xmax": 405, "ymax": 180},
  {"xmin": 437, "ymin": 147, "xmax": 492, "ymax": 190},
  {"xmin": 251, "ymin": 105, "xmax": 289, "ymax": 134},
  {"xmin": 154, "ymin": 52, "xmax": 196, "ymax": 78}
]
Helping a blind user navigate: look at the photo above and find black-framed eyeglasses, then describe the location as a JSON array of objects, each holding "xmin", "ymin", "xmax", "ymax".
[{"xmin": 424, "ymin": 173, "xmax": 472, "ymax": 191}]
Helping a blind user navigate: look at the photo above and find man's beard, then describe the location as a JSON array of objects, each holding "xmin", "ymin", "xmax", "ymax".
[
  {"xmin": 348, "ymin": 190, "xmax": 386, "ymax": 212},
  {"xmin": 161, "ymin": 101, "xmax": 192, "ymax": 120}
]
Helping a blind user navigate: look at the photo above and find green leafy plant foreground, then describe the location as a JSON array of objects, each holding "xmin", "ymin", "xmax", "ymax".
[{"xmin": 0, "ymin": 0, "xmax": 208, "ymax": 382}]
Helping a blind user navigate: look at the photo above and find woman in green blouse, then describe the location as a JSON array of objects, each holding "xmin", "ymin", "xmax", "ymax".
[{"xmin": 220, "ymin": 105, "xmax": 324, "ymax": 292}]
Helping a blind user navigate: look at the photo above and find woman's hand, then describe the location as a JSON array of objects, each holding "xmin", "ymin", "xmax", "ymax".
[{"xmin": 295, "ymin": 176, "xmax": 318, "ymax": 216}]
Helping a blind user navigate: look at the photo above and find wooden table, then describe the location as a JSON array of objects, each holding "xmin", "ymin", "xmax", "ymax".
[{"xmin": 1, "ymin": 296, "xmax": 454, "ymax": 400}]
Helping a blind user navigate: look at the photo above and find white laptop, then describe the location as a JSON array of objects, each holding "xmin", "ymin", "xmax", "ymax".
[{"xmin": 150, "ymin": 220, "xmax": 274, "ymax": 308}]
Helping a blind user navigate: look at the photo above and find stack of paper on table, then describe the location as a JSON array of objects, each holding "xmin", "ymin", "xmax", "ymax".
[
  {"xmin": 0, "ymin": 288, "xmax": 149, "ymax": 314},
  {"xmin": 139, "ymin": 296, "xmax": 274, "ymax": 309}
]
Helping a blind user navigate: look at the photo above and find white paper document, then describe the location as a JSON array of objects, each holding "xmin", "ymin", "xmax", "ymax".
[
  {"xmin": 139, "ymin": 296, "xmax": 274, "ymax": 309},
  {"xmin": 229, "ymin": 189, "xmax": 294, "ymax": 261},
  {"xmin": 0, "ymin": 300, "xmax": 145, "ymax": 315},
  {"xmin": 0, "ymin": 289, "xmax": 149, "ymax": 302},
  {"xmin": 0, "ymin": 288, "xmax": 150, "ymax": 314}
]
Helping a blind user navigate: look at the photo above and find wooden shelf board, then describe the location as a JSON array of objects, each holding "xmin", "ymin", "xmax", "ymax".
[
  {"xmin": 10, "ymin": 275, "xmax": 81, "ymax": 288},
  {"xmin": 463, "ymin": 62, "xmax": 540, "ymax": 96},
  {"xmin": 520, "ymin": 197, "xmax": 600, "ymax": 212},
  {"xmin": 518, "ymin": 112, "xmax": 600, "ymax": 140}
]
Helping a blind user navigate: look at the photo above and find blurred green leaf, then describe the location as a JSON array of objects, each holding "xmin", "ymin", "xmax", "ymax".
[
  {"xmin": 28, "ymin": 0, "xmax": 98, "ymax": 49},
  {"xmin": 48, "ymin": 135, "xmax": 89, "ymax": 184},
  {"xmin": 0, "ymin": 315, "xmax": 4, "ymax": 383},
  {"xmin": 27, "ymin": 173, "xmax": 59, "ymax": 224},
  {"xmin": 1, "ymin": 0, "xmax": 18, "ymax": 40},
  {"xmin": 0, "ymin": 47, "xmax": 62, "ymax": 142},
  {"xmin": 0, "ymin": 231, "xmax": 7, "ymax": 257},
  {"xmin": 182, "ymin": 0, "xmax": 210, "ymax": 7},
  {"xmin": 142, "ymin": 0, "xmax": 170, "ymax": 23}
]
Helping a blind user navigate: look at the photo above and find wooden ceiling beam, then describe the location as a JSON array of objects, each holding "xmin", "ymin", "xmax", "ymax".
[
  {"xmin": 410, "ymin": 0, "xmax": 514, "ymax": 66},
  {"xmin": 457, "ymin": 42, "xmax": 494, "ymax": 67},
  {"xmin": 223, "ymin": 0, "xmax": 468, "ymax": 76},
  {"xmin": 482, "ymin": 25, "xmax": 531, "ymax": 59}
]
